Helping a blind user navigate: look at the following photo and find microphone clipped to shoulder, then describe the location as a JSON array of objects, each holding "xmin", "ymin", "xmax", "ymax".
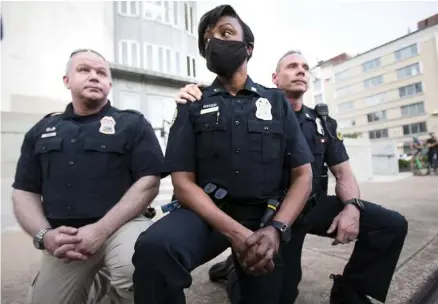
[
  {"xmin": 314, "ymin": 103, "xmax": 329, "ymax": 118},
  {"xmin": 314, "ymin": 103, "xmax": 334, "ymax": 139}
]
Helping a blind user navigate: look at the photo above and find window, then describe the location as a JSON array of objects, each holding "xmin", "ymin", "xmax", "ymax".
[
  {"xmin": 364, "ymin": 93, "xmax": 385, "ymax": 106},
  {"xmin": 395, "ymin": 44, "xmax": 418, "ymax": 61},
  {"xmin": 118, "ymin": 1, "xmax": 140, "ymax": 17},
  {"xmin": 186, "ymin": 56, "xmax": 196, "ymax": 77},
  {"xmin": 172, "ymin": 1, "xmax": 180, "ymax": 27},
  {"xmin": 143, "ymin": 43, "xmax": 154, "ymax": 70},
  {"xmin": 338, "ymin": 119, "xmax": 356, "ymax": 129},
  {"xmin": 338, "ymin": 101, "xmax": 354, "ymax": 112},
  {"xmin": 367, "ymin": 110, "xmax": 387, "ymax": 123},
  {"xmin": 398, "ymin": 82, "xmax": 423, "ymax": 98},
  {"xmin": 401, "ymin": 102, "xmax": 425, "ymax": 117},
  {"xmin": 143, "ymin": 1, "xmax": 165, "ymax": 21},
  {"xmin": 174, "ymin": 52, "xmax": 181, "ymax": 76},
  {"xmin": 184, "ymin": 3, "xmax": 194, "ymax": 34},
  {"xmin": 369, "ymin": 129, "xmax": 388, "ymax": 140},
  {"xmin": 118, "ymin": 40, "xmax": 141, "ymax": 68},
  {"xmin": 313, "ymin": 79, "xmax": 322, "ymax": 91},
  {"xmin": 334, "ymin": 69, "xmax": 352, "ymax": 83},
  {"xmin": 143, "ymin": 44, "xmax": 172, "ymax": 74},
  {"xmin": 364, "ymin": 75, "xmax": 383, "ymax": 89},
  {"xmin": 336, "ymin": 85, "xmax": 354, "ymax": 97},
  {"xmin": 397, "ymin": 63, "xmax": 420, "ymax": 79},
  {"xmin": 314, "ymin": 94, "xmax": 323, "ymax": 104},
  {"xmin": 403, "ymin": 122, "xmax": 427, "ymax": 135},
  {"xmin": 362, "ymin": 58, "xmax": 380, "ymax": 72}
]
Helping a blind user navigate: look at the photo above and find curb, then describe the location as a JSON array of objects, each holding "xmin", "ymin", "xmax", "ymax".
[
  {"xmin": 387, "ymin": 234, "xmax": 438, "ymax": 304},
  {"xmin": 409, "ymin": 267, "xmax": 438, "ymax": 304}
]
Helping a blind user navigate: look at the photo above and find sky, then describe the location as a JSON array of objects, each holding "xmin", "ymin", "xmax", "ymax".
[{"xmin": 197, "ymin": 0, "xmax": 438, "ymax": 87}]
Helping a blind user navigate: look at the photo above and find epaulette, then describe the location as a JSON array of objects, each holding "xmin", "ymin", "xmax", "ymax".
[
  {"xmin": 43, "ymin": 112, "xmax": 62, "ymax": 118},
  {"xmin": 118, "ymin": 109, "xmax": 143, "ymax": 116}
]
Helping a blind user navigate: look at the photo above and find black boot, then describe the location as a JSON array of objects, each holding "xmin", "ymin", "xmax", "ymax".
[
  {"xmin": 330, "ymin": 274, "xmax": 373, "ymax": 304},
  {"xmin": 208, "ymin": 255, "xmax": 234, "ymax": 283}
]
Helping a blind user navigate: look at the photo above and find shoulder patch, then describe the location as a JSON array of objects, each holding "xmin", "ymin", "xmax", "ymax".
[
  {"xmin": 337, "ymin": 131, "xmax": 343, "ymax": 141},
  {"xmin": 43, "ymin": 112, "xmax": 62, "ymax": 118}
]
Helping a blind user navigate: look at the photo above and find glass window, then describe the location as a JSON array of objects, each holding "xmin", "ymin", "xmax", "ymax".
[
  {"xmin": 402, "ymin": 122, "xmax": 427, "ymax": 135},
  {"xmin": 398, "ymin": 82, "xmax": 423, "ymax": 98},
  {"xmin": 367, "ymin": 110, "xmax": 387, "ymax": 123},
  {"xmin": 362, "ymin": 58, "xmax": 380, "ymax": 72},
  {"xmin": 397, "ymin": 63, "xmax": 420, "ymax": 79},
  {"xmin": 338, "ymin": 101, "xmax": 354, "ymax": 112},
  {"xmin": 401, "ymin": 102, "xmax": 425, "ymax": 117},
  {"xmin": 364, "ymin": 75, "xmax": 383, "ymax": 89},
  {"xmin": 395, "ymin": 44, "xmax": 418, "ymax": 61}
]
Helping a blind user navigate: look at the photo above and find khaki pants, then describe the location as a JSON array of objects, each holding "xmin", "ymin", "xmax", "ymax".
[{"xmin": 28, "ymin": 216, "xmax": 152, "ymax": 304}]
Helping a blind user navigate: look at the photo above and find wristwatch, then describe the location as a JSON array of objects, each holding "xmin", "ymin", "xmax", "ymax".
[
  {"xmin": 344, "ymin": 198, "xmax": 365, "ymax": 212},
  {"xmin": 33, "ymin": 228, "xmax": 51, "ymax": 250},
  {"xmin": 268, "ymin": 221, "xmax": 291, "ymax": 243}
]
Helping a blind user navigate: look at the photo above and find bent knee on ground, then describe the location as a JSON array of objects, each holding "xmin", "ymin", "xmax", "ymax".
[
  {"xmin": 389, "ymin": 211, "xmax": 409, "ymax": 237},
  {"xmin": 133, "ymin": 227, "xmax": 178, "ymax": 266}
]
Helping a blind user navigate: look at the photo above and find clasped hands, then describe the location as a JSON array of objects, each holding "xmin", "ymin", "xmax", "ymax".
[
  {"xmin": 43, "ymin": 224, "xmax": 109, "ymax": 262},
  {"xmin": 231, "ymin": 225, "xmax": 281, "ymax": 276}
]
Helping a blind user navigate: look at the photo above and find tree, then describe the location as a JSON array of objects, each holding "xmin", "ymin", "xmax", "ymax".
[{"xmin": 343, "ymin": 132, "xmax": 362, "ymax": 138}]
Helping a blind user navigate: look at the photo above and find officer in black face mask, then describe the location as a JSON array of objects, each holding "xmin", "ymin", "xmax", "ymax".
[{"xmin": 131, "ymin": 4, "xmax": 314, "ymax": 304}]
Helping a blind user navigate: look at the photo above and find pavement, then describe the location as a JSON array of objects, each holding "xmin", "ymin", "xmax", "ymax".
[{"xmin": 1, "ymin": 174, "xmax": 438, "ymax": 304}]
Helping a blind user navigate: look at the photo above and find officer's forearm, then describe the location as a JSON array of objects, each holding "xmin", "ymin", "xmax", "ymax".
[
  {"xmin": 172, "ymin": 172, "xmax": 248, "ymax": 239},
  {"xmin": 12, "ymin": 189, "xmax": 51, "ymax": 236},
  {"xmin": 274, "ymin": 164, "xmax": 313, "ymax": 226},
  {"xmin": 96, "ymin": 176, "xmax": 160, "ymax": 237},
  {"xmin": 331, "ymin": 162, "xmax": 360, "ymax": 203}
]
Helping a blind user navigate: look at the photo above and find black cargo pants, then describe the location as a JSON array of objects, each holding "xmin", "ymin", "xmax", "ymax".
[
  {"xmin": 227, "ymin": 196, "xmax": 408, "ymax": 303},
  {"xmin": 132, "ymin": 204, "xmax": 288, "ymax": 304}
]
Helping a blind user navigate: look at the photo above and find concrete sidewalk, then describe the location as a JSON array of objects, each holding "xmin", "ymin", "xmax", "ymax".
[{"xmin": 2, "ymin": 175, "xmax": 438, "ymax": 304}]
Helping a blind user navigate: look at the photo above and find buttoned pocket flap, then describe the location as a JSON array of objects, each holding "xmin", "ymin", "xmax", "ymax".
[
  {"xmin": 248, "ymin": 120, "xmax": 282, "ymax": 134},
  {"xmin": 194, "ymin": 120, "xmax": 226, "ymax": 132},
  {"xmin": 84, "ymin": 139, "xmax": 125, "ymax": 154},
  {"xmin": 34, "ymin": 138, "xmax": 63, "ymax": 154}
]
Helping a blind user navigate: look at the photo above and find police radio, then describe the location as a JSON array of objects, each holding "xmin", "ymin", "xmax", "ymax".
[
  {"xmin": 260, "ymin": 199, "xmax": 281, "ymax": 228},
  {"xmin": 314, "ymin": 103, "xmax": 334, "ymax": 139}
]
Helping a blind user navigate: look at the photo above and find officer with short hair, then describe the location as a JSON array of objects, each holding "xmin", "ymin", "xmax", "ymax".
[
  {"xmin": 132, "ymin": 5, "xmax": 314, "ymax": 304},
  {"xmin": 12, "ymin": 49, "xmax": 164, "ymax": 304},
  {"xmin": 176, "ymin": 50, "xmax": 409, "ymax": 304}
]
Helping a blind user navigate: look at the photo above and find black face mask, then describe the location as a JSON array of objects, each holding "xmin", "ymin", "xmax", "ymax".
[{"xmin": 205, "ymin": 38, "xmax": 249, "ymax": 78}]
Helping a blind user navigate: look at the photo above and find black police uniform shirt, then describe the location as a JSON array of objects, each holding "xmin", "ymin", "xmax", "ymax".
[
  {"xmin": 295, "ymin": 105, "xmax": 349, "ymax": 195},
  {"xmin": 164, "ymin": 77, "xmax": 314, "ymax": 201},
  {"xmin": 12, "ymin": 101, "xmax": 164, "ymax": 228}
]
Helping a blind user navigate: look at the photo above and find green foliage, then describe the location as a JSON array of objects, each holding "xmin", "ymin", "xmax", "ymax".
[{"xmin": 342, "ymin": 132, "xmax": 361, "ymax": 138}]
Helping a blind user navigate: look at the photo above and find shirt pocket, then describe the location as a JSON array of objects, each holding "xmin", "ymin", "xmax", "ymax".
[
  {"xmin": 194, "ymin": 117, "xmax": 227, "ymax": 159},
  {"xmin": 83, "ymin": 137, "xmax": 128, "ymax": 179},
  {"xmin": 247, "ymin": 120, "xmax": 283, "ymax": 164},
  {"xmin": 34, "ymin": 137, "xmax": 63, "ymax": 179}
]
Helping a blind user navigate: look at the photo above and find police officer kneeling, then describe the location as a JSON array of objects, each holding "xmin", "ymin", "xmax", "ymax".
[
  {"xmin": 12, "ymin": 49, "xmax": 164, "ymax": 304},
  {"xmin": 176, "ymin": 51, "xmax": 409, "ymax": 304},
  {"xmin": 132, "ymin": 5, "xmax": 314, "ymax": 304}
]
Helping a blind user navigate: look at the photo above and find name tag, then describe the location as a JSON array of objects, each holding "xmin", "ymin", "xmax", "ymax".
[
  {"xmin": 41, "ymin": 132, "xmax": 56, "ymax": 138},
  {"xmin": 200, "ymin": 106, "xmax": 219, "ymax": 115}
]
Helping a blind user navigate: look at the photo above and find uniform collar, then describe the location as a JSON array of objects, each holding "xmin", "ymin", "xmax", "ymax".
[
  {"xmin": 205, "ymin": 76, "xmax": 262, "ymax": 97},
  {"xmin": 61, "ymin": 100, "xmax": 114, "ymax": 120},
  {"xmin": 296, "ymin": 105, "xmax": 315, "ymax": 124}
]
